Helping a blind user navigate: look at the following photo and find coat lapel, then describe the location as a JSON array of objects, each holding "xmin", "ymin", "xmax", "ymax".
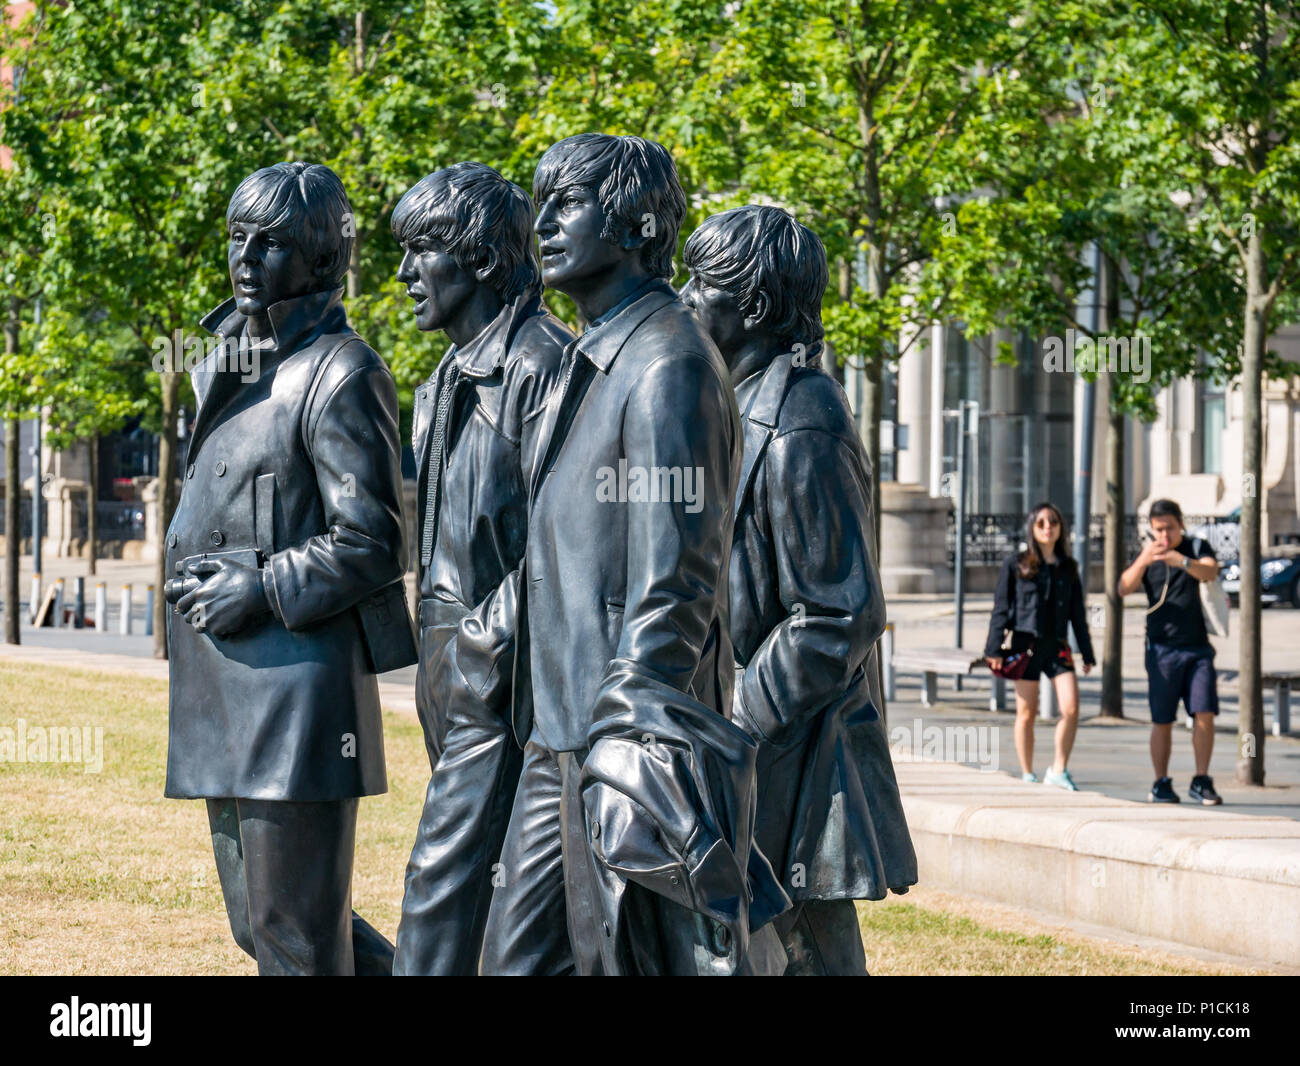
[
  {"xmin": 528, "ymin": 343, "xmax": 591, "ymax": 508},
  {"xmin": 188, "ymin": 288, "xmax": 346, "ymax": 463},
  {"xmin": 734, "ymin": 353, "xmax": 795, "ymax": 521},
  {"xmin": 528, "ymin": 285, "xmax": 678, "ymax": 508}
]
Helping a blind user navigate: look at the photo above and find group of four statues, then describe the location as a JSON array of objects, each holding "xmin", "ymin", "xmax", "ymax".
[{"xmin": 162, "ymin": 133, "xmax": 917, "ymax": 976}]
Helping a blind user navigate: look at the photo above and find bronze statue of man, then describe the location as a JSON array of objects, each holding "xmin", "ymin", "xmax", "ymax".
[
  {"xmin": 478, "ymin": 134, "xmax": 784, "ymax": 975},
  {"xmin": 390, "ymin": 162, "xmax": 571, "ymax": 975},
  {"xmin": 165, "ymin": 161, "xmax": 412, "ymax": 976},
  {"xmin": 682, "ymin": 205, "xmax": 918, "ymax": 975}
]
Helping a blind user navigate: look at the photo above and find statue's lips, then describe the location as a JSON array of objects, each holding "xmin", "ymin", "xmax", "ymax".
[{"xmin": 539, "ymin": 244, "xmax": 564, "ymax": 261}]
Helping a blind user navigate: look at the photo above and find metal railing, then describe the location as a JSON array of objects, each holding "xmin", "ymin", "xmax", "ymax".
[
  {"xmin": 91, "ymin": 501, "xmax": 147, "ymax": 541},
  {"xmin": 0, "ymin": 495, "xmax": 48, "ymax": 539}
]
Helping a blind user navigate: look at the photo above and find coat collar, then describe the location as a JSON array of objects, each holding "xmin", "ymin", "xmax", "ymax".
[
  {"xmin": 574, "ymin": 278, "xmax": 676, "ymax": 374},
  {"xmin": 443, "ymin": 287, "xmax": 545, "ymax": 381},
  {"xmin": 200, "ymin": 286, "xmax": 346, "ymax": 353},
  {"xmin": 190, "ymin": 287, "xmax": 347, "ymax": 456},
  {"xmin": 733, "ymin": 352, "xmax": 799, "ymax": 520}
]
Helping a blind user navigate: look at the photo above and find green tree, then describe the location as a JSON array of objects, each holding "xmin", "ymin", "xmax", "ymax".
[
  {"xmin": 0, "ymin": 93, "xmax": 44, "ymax": 644},
  {"xmin": 1119, "ymin": 0, "xmax": 1300, "ymax": 783},
  {"xmin": 6, "ymin": 2, "xmax": 311, "ymax": 654},
  {"xmin": 693, "ymin": 0, "xmax": 1064, "ymax": 543},
  {"xmin": 941, "ymin": 10, "xmax": 1242, "ymax": 718}
]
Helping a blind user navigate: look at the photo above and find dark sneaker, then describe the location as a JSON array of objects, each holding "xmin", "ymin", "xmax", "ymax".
[
  {"xmin": 1189, "ymin": 775, "xmax": 1223, "ymax": 806},
  {"xmin": 1149, "ymin": 777, "xmax": 1180, "ymax": 803}
]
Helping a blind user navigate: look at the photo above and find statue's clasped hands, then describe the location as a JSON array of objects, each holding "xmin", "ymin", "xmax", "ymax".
[{"xmin": 176, "ymin": 558, "xmax": 269, "ymax": 638}]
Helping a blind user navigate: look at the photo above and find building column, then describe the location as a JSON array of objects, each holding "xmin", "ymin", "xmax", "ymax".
[
  {"xmin": 896, "ymin": 322, "xmax": 932, "ymax": 486},
  {"xmin": 929, "ymin": 322, "xmax": 945, "ymax": 497},
  {"xmin": 986, "ymin": 327, "xmax": 1021, "ymax": 513}
]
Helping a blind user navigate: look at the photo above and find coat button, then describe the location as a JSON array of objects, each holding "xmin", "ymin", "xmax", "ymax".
[
  {"xmin": 590, "ymin": 821, "xmax": 600, "ymax": 840},
  {"xmin": 215, "ymin": 460, "xmax": 226, "ymax": 476},
  {"xmin": 602, "ymin": 921, "xmax": 611, "ymax": 937},
  {"xmin": 669, "ymin": 874, "xmax": 680, "ymax": 886},
  {"xmin": 186, "ymin": 463, "xmax": 195, "ymax": 479},
  {"xmin": 209, "ymin": 530, "xmax": 225, "ymax": 547},
  {"xmin": 167, "ymin": 533, "xmax": 177, "ymax": 548}
]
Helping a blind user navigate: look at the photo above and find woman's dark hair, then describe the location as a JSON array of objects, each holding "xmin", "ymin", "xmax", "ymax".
[{"xmin": 1018, "ymin": 501, "xmax": 1075, "ymax": 579}]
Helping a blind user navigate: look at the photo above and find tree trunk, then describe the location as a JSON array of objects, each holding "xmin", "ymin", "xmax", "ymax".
[
  {"xmin": 860, "ymin": 92, "xmax": 886, "ymax": 555},
  {"xmin": 863, "ymin": 349, "xmax": 883, "ymax": 557},
  {"xmin": 4, "ymin": 417, "xmax": 18, "ymax": 645},
  {"xmin": 3, "ymin": 301, "xmax": 19, "ymax": 646},
  {"xmin": 347, "ymin": 10, "xmax": 365, "ymax": 303},
  {"xmin": 1236, "ymin": 228, "xmax": 1265, "ymax": 785},
  {"xmin": 87, "ymin": 434, "xmax": 98, "ymax": 576},
  {"xmin": 154, "ymin": 371, "xmax": 182, "ymax": 659},
  {"xmin": 1100, "ymin": 402, "xmax": 1125, "ymax": 717},
  {"xmin": 828, "ymin": 258, "xmax": 850, "ymax": 388}
]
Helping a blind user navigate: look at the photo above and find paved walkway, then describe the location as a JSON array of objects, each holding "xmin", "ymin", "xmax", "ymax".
[{"xmin": 882, "ymin": 591, "xmax": 1300, "ymax": 819}]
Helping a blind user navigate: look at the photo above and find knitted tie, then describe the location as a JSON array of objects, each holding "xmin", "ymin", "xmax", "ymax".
[{"xmin": 420, "ymin": 359, "xmax": 462, "ymax": 567}]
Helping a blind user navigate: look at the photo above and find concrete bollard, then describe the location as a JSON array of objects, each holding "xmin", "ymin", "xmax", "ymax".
[
  {"xmin": 145, "ymin": 585, "xmax": 154, "ymax": 637},
  {"xmin": 881, "ymin": 622, "xmax": 895, "ymax": 702},
  {"xmin": 120, "ymin": 584, "xmax": 133, "ymax": 636},
  {"xmin": 29, "ymin": 572, "xmax": 41, "ymax": 625},
  {"xmin": 94, "ymin": 582, "xmax": 107, "ymax": 632},
  {"xmin": 53, "ymin": 578, "xmax": 65, "ymax": 628},
  {"xmin": 990, "ymin": 674, "xmax": 1007, "ymax": 712},
  {"xmin": 1038, "ymin": 672, "xmax": 1058, "ymax": 720}
]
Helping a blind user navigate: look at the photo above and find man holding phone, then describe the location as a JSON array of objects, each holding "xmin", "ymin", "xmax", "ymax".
[{"xmin": 1119, "ymin": 498, "xmax": 1223, "ymax": 805}]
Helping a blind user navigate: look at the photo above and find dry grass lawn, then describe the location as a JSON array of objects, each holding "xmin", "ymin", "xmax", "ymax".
[{"xmin": 0, "ymin": 660, "xmax": 1261, "ymax": 975}]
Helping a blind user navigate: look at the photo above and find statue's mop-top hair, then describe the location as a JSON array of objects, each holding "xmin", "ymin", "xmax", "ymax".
[
  {"xmin": 683, "ymin": 204, "xmax": 828, "ymax": 350},
  {"xmin": 226, "ymin": 161, "xmax": 354, "ymax": 289},
  {"xmin": 532, "ymin": 133, "xmax": 686, "ymax": 279},
  {"xmin": 391, "ymin": 162, "xmax": 540, "ymax": 301}
]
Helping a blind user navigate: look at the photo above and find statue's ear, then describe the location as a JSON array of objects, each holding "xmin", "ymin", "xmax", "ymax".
[
  {"xmin": 742, "ymin": 290, "xmax": 770, "ymax": 332},
  {"xmin": 474, "ymin": 247, "xmax": 499, "ymax": 284},
  {"xmin": 615, "ymin": 211, "xmax": 653, "ymax": 252}
]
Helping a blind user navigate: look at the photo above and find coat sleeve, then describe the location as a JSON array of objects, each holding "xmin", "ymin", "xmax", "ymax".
[
  {"xmin": 593, "ymin": 350, "xmax": 736, "ymax": 706},
  {"xmin": 984, "ymin": 556, "xmax": 1016, "ymax": 658},
  {"xmin": 265, "ymin": 351, "xmax": 407, "ymax": 631},
  {"xmin": 734, "ymin": 429, "xmax": 884, "ymax": 742},
  {"xmin": 1069, "ymin": 564, "xmax": 1096, "ymax": 666}
]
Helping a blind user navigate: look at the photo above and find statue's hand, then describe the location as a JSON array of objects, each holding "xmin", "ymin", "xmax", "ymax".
[{"xmin": 175, "ymin": 558, "xmax": 269, "ymax": 638}]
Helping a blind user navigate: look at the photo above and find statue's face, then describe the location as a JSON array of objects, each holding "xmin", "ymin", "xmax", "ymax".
[
  {"xmin": 535, "ymin": 184, "xmax": 629, "ymax": 295},
  {"xmin": 396, "ymin": 238, "xmax": 478, "ymax": 334},
  {"xmin": 228, "ymin": 219, "xmax": 317, "ymax": 318},
  {"xmin": 680, "ymin": 272, "xmax": 748, "ymax": 363}
]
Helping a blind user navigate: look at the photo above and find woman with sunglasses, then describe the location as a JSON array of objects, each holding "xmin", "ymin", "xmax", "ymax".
[{"xmin": 984, "ymin": 502, "xmax": 1095, "ymax": 789}]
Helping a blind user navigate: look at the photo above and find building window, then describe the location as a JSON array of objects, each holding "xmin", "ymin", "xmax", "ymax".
[{"xmin": 880, "ymin": 356, "xmax": 899, "ymax": 481}]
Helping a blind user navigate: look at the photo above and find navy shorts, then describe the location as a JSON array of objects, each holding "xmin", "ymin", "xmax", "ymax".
[{"xmin": 1145, "ymin": 641, "xmax": 1219, "ymax": 724}]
